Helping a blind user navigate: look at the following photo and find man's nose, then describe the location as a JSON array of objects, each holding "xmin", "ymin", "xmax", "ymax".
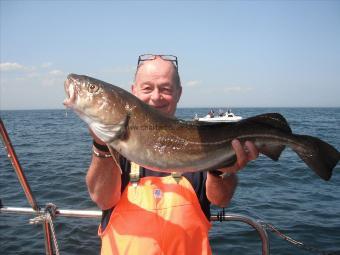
[{"xmin": 150, "ymin": 89, "xmax": 162, "ymax": 101}]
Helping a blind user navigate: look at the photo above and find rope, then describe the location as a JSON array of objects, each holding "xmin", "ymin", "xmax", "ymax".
[
  {"xmin": 216, "ymin": 209, "xmax": 340, "ymax": 255},
  {"xmin": 260, "ymin": 221, "xmax": 340, "ymax": 255},
  {"xmin": 29, "ymin": 203, "xmax": 60, "ymax": 255},
  {"xmin": 46, "ymin": 212, "xmax": 60, "ymax": 255}
]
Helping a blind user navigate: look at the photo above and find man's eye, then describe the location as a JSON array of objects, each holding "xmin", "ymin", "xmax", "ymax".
[
  {"xmin": 161, "ymin": 88, "xmax": 172, "ymax": 94},
  {"xmin": 142, "ymin": 87, "xmax": 152, "ymax": 93}
]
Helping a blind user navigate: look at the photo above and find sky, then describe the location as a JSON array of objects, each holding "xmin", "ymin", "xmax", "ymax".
[{"xmin": 1, "ymin": 0, "xmax": 339, "ymax": 110}]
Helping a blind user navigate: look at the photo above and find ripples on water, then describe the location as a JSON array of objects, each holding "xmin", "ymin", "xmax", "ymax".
[{"xmin": 1, "ymin": 108, "xmax": 339, "ymax": 255}]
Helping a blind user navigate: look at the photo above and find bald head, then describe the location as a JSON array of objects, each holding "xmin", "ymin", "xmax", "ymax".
[
  {"xmin": 134, "ymin": 57, "xmax": 181, "ymax": 88},
  {"xmin": 132, "ymin": 56, "xmax": 182, "ymax": 116}
]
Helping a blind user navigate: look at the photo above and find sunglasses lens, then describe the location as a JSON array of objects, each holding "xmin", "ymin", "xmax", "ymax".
[
  {"xmin": 160, "ymin": 55, "xmax": 176, "ymax": 61},
  {"xmin": 139, "ymin": 54, "xmax": 156, "ymax": 61},
  {"xmin": 137, "ymin": 54, "xmax": 178, "ymax": 69}
]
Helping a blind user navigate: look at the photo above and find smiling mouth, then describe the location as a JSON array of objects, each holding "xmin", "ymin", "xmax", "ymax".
[{"xmin": 152, "ymin": 104, "xmax": 168, "ymax": 109}]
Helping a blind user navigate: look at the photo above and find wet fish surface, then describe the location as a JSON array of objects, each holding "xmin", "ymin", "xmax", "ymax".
[{"xmin": 63, "ymin": 74, "xmax": 340, "ymax": 180}]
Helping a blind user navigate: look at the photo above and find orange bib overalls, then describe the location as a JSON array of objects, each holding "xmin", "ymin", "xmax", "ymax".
[{"xmin": 98, "ymin": 164, "xmax": 212, "ymax": 255}]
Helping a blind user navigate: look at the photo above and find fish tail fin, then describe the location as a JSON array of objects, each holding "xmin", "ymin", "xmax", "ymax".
[{"xmin": 293, "ymin": 134, "xmax": 340, "ymax": 181}]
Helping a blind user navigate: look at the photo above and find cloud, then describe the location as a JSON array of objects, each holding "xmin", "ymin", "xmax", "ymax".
[
  {"xmin": 41, "ymin": 62, "xmax": 53, "ymax": 68},
  {"xmin": 0, "ymin": 62, "xmax": 25, "ymax": 71},
  {"xmin": 0, "ymin": 62, "xmax": 37, "ymax": 73},
  {"xmin": 41, "ymin": 70, "xmax": 65, "ymax": 87},
  {"xmin": 49, "ymin": 69, "xmax": 64, "ymax": 76},
  {"xmin": 223, "ymin": 86, "xmax": 253, "ymax": 93},
  {"xmin": 42, "ymin": 76, "xmax": 64, "ymax": 87},
  {"xmin": 185, "ymin": 80, "xmax": 201, "ymax": 87},
  {"xmin": 1, "ymin": 61, "xmax": 66, "ymax": 88},
  {"xmin": 27, "ymin": 72, "xmax": 40, "ymax": 78}
]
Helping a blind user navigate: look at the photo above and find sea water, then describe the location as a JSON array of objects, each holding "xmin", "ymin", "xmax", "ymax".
[{"xmin": 0, "ymin": 108, "xmax": 339, "ymax": 255}]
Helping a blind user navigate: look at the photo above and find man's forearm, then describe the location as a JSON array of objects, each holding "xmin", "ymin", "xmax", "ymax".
[
  {"xmin": 206, "ymin": 172, "xmax": 238, "ymax": 208},
  {"xmin": 86, "ymin": 155, "xmax": 122, "ymax": 210}
]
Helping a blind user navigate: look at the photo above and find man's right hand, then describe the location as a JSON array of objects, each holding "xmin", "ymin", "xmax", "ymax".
[{"xmin": 86, "ymin": 128, "xmax": 122, "ymax": 210}]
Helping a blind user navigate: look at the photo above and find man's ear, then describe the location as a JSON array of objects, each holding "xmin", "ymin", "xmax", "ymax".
[
  {"xmin": 176, "ymin": 86, "xmax": 182, "ymax": 102},
  {"xmin": 131, "ymin": 84, "xmax": 136, "ymax": 95}
]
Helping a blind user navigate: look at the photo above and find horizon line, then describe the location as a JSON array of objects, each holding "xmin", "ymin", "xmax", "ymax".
[{"xmin": 1, "ymin": 106, "xmax": 340, "ymax": 111}]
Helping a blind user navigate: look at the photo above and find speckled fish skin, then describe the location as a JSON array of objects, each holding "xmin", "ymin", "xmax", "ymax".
[{"xmin": 63, "ymin": 74, "xmax": 340, "ymax": 181}]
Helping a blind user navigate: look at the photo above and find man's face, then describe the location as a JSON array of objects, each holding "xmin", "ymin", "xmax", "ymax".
[{"xmin": 132, "ymin": 58, "xmax": 182, "ymax": 116}]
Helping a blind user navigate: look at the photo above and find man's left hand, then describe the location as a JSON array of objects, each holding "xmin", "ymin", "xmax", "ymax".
[{"xmin": 219, "ymin": 139, "xmax": 259, "ymax": 174}]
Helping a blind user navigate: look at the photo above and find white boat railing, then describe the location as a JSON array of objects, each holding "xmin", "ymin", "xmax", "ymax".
[{"xmin": 0, "ymin": 205, "xmax": 270, "ymax": 255}]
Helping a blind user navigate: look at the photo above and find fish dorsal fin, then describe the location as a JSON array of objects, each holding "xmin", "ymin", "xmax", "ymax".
[{"xmin": 245, "ymin": 113, "xmax": 292, "ymax": 134}]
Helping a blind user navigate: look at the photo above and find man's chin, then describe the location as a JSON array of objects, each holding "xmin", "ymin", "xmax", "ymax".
[{"xmin": 154, "ymin": 106, "xmax": 171, "ymax": 116}]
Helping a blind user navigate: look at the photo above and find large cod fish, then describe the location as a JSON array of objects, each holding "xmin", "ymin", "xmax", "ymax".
[{"xmin": 63, "ymin": 74, "xmax": 339, "ymax": 181}]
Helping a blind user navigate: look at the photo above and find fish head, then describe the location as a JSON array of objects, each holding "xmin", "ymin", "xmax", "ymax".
[{"xmin": 63, "ymin": 73, "xmax": 125, "ymax": 126}]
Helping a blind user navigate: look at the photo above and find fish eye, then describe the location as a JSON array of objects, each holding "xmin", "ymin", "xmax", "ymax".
[{"xmin": 88, "ymin": 83, "xmax": 99, "ymax": 93}]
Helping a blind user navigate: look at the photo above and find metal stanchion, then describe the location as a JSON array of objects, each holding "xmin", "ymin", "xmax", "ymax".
[{"xmin": 0, "ymin": 118, "xmax": 39, "ymax": 211}]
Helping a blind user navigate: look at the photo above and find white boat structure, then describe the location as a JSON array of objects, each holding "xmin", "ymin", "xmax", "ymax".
[{"xmin": 194, "ymin": 109, "xmax": 243, "ymax": 122}]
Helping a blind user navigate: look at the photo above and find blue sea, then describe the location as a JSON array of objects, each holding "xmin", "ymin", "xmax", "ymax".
[{"xmin": 1, "ymin": 108, "xmax": 339, "ymax": 255}]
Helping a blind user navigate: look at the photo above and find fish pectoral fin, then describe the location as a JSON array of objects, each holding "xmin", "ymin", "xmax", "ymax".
[
  {"xmin": 90, "ymin": 115, "xmax": 129, "ymax": 143},
  {"xmin": 256, "ymin": 142, "xmax": 286, "ymax": 161},
  {"xmin": 108, "ymin": 146, "xmax": 123, "ymax": 174}
]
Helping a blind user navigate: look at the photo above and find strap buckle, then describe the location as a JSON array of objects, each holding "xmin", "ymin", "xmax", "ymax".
[
  {"xmin": 130, "ymin": 162, "xmax": 140, "ymax": 186},
  {"xmin": 171, "ymin": 172, "xmax": 182, "ymax": 183}
]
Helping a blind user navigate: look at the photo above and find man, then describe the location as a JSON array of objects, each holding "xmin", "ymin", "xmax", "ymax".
[{"xmin": 86, "ymin": 54, "xmax": 259, "ymax": 254}]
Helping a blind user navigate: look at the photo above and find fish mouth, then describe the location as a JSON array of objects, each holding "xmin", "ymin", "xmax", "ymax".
[{"xmin": 63, "ymin": 75, "xmax": 77, "ymax": 108}]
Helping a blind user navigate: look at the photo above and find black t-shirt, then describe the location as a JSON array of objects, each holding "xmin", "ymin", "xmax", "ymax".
[{"xmin": 101, "ymin": 157, "xmax": 211, "ymax": 231}]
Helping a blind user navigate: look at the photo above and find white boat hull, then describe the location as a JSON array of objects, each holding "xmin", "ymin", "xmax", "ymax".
[{"xmin": 197, "ymin": 116, "xmax": 242, "ymax": 122}]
